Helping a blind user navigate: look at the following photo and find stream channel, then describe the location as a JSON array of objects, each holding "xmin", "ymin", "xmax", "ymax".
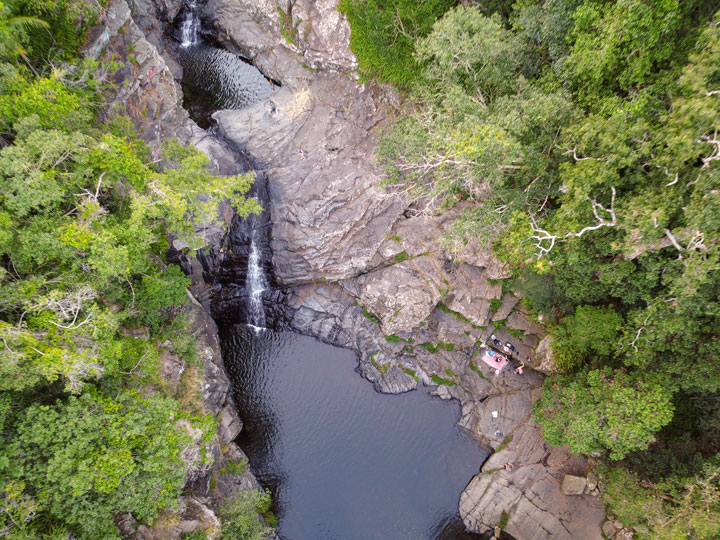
[{"xmin": 173, "ymin": 3, "xmax": 490, "ymax": 538}]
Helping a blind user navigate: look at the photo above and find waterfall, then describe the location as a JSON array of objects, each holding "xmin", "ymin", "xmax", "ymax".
[
  {"xmin": 172, "ymin": 5, "xmax": 275, "ymax": 328},
  {"xmin": 175, "ymin": 0, "xmax": 272, "ymax": 121},
  {"xmin": 179, "ymin": 1, "xmax": 199, "ymax": 48},
  {"xmin": 247, "ymin": 234, "xmax": 269, "ymax": 329}
]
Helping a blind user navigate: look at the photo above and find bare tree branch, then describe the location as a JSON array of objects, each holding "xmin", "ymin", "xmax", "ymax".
[
  {"xmin": 664, "ymin": 228, "xmax": 685, "ymax": 253},
  {"xmin": 698, "ymin": 131, "xmax": 720, "ymax": 168},
  {"xmin": 529, "ymin": 187, "xmax": 617, "ymax": 258},
  {"xmin": 564, "ymin": 187, "xmax": 617, "ymax": 239},
  {"xmin": 685, "ymin": 231, "xmax": 707, "ymax": 252},
  {"xmin": 557, "ymin": 145, "xmax": 604, "ymax": 162},
  {"xmin": 629, "ymin": 314, "xmax": 651, "ymax": 352},
  {"xmin": 528, "ymin": 215, "xmax": 558, "ymax": 259}
]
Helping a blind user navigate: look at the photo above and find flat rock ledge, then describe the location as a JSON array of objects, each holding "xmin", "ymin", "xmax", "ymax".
[
  {"xmin": 286, "ymin": 281, "xmax": 606, "ymax": 540},
  {"xmin": 459, "ymin": 422, "xmax": 605, "ymax": 540},
  {"xmin": 204, "ymin": 0, "xmax": 606, "ymax": 530}
]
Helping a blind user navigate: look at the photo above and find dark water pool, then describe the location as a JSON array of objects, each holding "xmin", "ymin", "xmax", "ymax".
[
  {"xmin": 178, "ymin": 42, "xmax": 273, "ymax": 129},
  {"xmin": 221, "ymin": 325, "xmax": 488, "ymax": 540}
]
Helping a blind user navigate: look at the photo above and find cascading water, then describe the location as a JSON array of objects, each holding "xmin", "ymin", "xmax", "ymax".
[
  {"xmin": 179, "ymin": 1, "xmax": 199, "ymax": 48},
  {"xmin": 246, "ymin": 234, "xmax": 269, "ymax": 328},
  {"xmin": 172, "ymin": 1, "xmax": 277, "ymax": 328},
  {"xmin": 174, "ymin": 0, "xmax": 273, "ymax": 128},
  {"xmin": 167, "ymin": 5, "xmax": 493, "ymax": 538}
]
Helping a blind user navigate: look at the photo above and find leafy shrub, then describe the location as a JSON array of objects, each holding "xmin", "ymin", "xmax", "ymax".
[
  {"xmin": 395, "ymin": 250, "xmax": 409, "ymax": 262},
  {"xmin": 11, "ymin": 390, "xmax": 196, "ymax": 539},
  {"xmin": 431, "ymin": 373, "xmax": 455, "ymax": 386},
  {"xmin": 136, "ymin": 265, "xmax": 191, "ymax": 330},
  {"xmin": 219, "ymin": 490, "xmax": 273, "ymax": 540},
  {"xmin": 551, "ymin": 305, "xmax": 623, "ymax": 372},
  {"xmin": 534, "ymin": 369, "xmax": 674, "ymax": 460}
]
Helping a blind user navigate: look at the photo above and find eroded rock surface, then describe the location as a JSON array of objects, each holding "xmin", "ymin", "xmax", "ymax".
[
  {"xmin": 460, "ymin": 423, "xmax": 605, "ymax": 540},
  {"xmin": 86, "ymin": 3, "xmax": 274, "ymax": 538},
  {"xmin": 205, "ymin": 0, "xmax": 358, "ymax": 76},
  {"xmin": 215, "ymin": 74, "xmax": 405, "ymax": 285}
]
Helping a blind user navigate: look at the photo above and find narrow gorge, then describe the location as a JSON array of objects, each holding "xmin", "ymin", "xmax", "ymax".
[{"xmin": 86, "ymin": 1, "xmax": 609, "ymax": 538}]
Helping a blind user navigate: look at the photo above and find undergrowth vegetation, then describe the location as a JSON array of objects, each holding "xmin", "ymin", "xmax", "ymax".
[{"xmin": 338, "ymin": 0, "xmax": 456, "ymax": 88}]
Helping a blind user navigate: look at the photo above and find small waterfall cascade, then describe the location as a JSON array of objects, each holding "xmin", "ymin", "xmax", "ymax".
[
  {"xmin": 246, "ymin": 233, "xmax": 269, "ymax": 328},
  {"xmin": 174, "ymin": 0, "xmax": 273, "ymax": 127},
  {"xmin": 170, "ymin": 5, "xmax": 280, "ymax": 328},
  {"xmin": 179, "ymin": 1, "xmax": 199, "ymax": 48}
]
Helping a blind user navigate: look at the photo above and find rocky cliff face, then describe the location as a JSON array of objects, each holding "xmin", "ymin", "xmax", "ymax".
[
  {"xmin": 85, "ymin": 3, "xmax": 276, "ymax": 539},
  {"xmin": 89, "ymin": 0, "xmax": 605, "ymax": 538}
]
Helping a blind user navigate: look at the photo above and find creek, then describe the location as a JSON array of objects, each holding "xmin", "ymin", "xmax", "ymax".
[
  {"xmin": 171, "ymin": 3, "xmax": 490, "ymax": 538},
  {"xmin": 175, "ymin": 1, "xmax": 273, "ymax": 128}
]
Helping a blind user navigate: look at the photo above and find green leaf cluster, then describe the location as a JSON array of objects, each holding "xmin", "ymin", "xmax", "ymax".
[
  {"xmin": 6, "ymin": 390, "xmax": 190, "ymax": 538},
  {"xmin": 219, "ymin": 489, "xmax": 274, "ymax": 540},
  {"xmin": 534, "ymin": 369, "xmax": 674, "ymax": 460},
  {"xmin": 338, "ymin": 0, "xmax": 456, "ymax": 87},
  {"xmin": 0, "ymin": 5, "xmax": 263, "ymax": 538}
]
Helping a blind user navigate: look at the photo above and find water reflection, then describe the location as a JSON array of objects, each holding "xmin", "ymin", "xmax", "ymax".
[
  {"xmin": 179, "ymin": 43, "xmax": 272, "ymax": 110},
  {"xmin": 221, "ymin": 325, "xmax": 489, "ymax": 540}
]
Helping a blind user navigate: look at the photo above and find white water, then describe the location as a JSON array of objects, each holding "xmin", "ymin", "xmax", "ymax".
[
  {"xmin": 180, "ymin": 1, "xmax": 199, "ymax": 48},
  {"xmin": 247, "ymin": 237, "xmax": 269, "ymax": 329}
]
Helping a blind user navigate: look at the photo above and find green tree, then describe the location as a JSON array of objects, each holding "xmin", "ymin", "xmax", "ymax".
[
  {"xmin": 219, "ymin": 490, "xmax": 273, "ymax": 540},
  {"xmin": 561, "ymin": 0, "xmax": 705, "ymax": 110},
  {"xmin": 551, "ymin": 305, "xmax": 623, "ymax": 372},
  {"xmin": 512, "ymin": 0, "xmax": 584, "ymax": 69},
  {"xmin": 534, "ymin": 369, "xmax": 674, "ymax": 459},
  {"xmin": 8, "ymin": 389, "xmax": 201, "ymax": 539},
  {"xmin": 338, "ymin": 0, "xmax": 456, "ymax": 87},
  {"xmin": 0, "ymin": 1, "xmax": 49, "ymax": 63},
  {"xmin": 10, "ymin": 0, "xmax": 103, "ymax": 60},
  {"xmin": 601, "ymin": 457, "xmax": 720, "ymax": 540},
  {"xmin": 416, "ymin": 7, "xmax": 520, "ymax": 102}
]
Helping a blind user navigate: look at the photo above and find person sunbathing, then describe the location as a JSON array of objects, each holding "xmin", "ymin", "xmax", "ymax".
[{"xmin": 514, "ymin": 360, "xmax": 525, "ymax": 375}]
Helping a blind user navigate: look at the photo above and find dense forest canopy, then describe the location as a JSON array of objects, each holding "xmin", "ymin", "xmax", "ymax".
[
  {"xmin": 0, "ymin": 1, "xmax": 270, "ymax": 538},
  {"xmin": 342, "ymin": 0, "xmax": 720, "ymax": 537}
]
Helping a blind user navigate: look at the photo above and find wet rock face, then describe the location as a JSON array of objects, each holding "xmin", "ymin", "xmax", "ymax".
[
  {"xmin": 87, "ymin": 6, "xmax": 281, "ymax": 539},
  {"xmin": 202, "ymin": 0, "xmax": 313, "ymax": 90},
  {"xmin": 85, "ymin": 0, "xmax": 193, "ymax": 152},
  {"xmin": 215, "ymin": 73, "xmax": 405, "ymax": 286},
  {"xmin": 91, "ymin": 1, "xmax": 608, "ymax": 537},
  {"xmin": 87, "ymin": 0, "xmax": 250, "ymax": 179}
]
